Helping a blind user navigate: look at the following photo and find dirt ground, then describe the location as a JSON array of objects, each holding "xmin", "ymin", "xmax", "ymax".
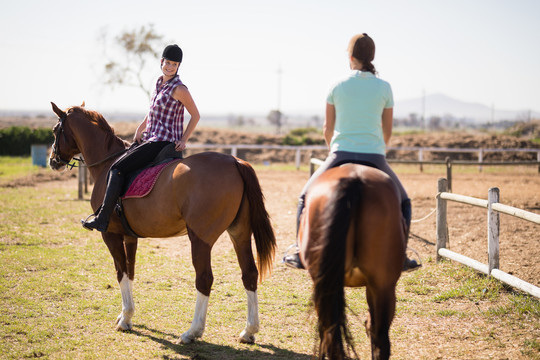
[{"xmin": 251, "ymin": 166, "xmax": 540, "ymax": 289}]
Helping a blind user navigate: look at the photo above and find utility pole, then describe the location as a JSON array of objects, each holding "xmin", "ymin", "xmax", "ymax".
[
  {"xmin": 277, "ymin": 64, "xmax": 282, "ymax": 111},
  {"xmin": 421, "ymin": 89, "xmax": 426, "ymax": 131}
]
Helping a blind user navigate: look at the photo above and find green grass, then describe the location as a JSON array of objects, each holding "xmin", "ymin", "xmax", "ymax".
[{"xmin": 0, "ymin": 156, "xmax": 40, "ymax": 179}]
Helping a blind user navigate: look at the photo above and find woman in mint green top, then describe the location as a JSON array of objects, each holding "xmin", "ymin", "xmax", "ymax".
[
  {"xmin": 283, "ymin": 33, "xmax": 419, "ymax": 272},
  {"xmin": 327, "ymin": 70, "xmax": 393, "ymax": 155}
]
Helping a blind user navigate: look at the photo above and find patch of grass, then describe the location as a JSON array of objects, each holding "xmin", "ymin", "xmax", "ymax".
[
  {"xmin": 0, "ymin": 156, "xmax": 39, "ymax": 180},
  {"xmin": 436, "ymin": 309, "xmax": 459, "ymax": 317},
  {"xmin": 431, "ymin": 264, "xmax": 503, "ymax": 302},
  {"xmin": 522, "ymin": 338, "xmax": 540, "ymax": 357}
]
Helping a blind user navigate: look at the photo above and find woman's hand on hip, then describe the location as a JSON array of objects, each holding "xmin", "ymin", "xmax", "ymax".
[{"xmin": 175, "ymin": 140, "xmax": 186, "ymax": 151}]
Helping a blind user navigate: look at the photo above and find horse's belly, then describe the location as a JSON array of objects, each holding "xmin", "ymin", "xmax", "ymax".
[
  {"xmin": 344, "ymin": 267, "xmax": 367, "ymax": 287},
  {"xmin": 122, "ymin": 197, "xmax": 187, "ymax": 238}
]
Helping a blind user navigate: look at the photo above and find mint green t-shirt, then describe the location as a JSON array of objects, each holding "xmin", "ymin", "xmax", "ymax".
[{"xmin": 326, "ymin": 71, "xmax": 394, "ymax": 155}]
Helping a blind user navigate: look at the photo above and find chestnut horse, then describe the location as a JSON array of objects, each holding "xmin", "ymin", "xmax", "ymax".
[
  {"xmin": 297, "ymin": 164, "xmax": 405, "ymax": 360},
  {"xmin": 49, "ymin": 102, "xmax": 276, "ymax": 344}
]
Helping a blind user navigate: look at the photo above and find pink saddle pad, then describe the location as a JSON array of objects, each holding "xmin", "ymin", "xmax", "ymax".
[{"xmin": 122, "ymin": 162, "xmax": 171, "ymax": 199}]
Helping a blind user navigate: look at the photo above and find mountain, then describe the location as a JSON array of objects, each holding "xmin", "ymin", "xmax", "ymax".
[{"xmin": 394, "ymin": 93, "xmax": 539, "ymax": 123}]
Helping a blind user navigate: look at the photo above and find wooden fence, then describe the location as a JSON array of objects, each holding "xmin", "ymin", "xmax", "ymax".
[
  {"xmin": 436, "ymin": 178, "xmax": 540, "ymax": 298},
  {"xmin": 76, "ymin": 144, "xmax": 540, "ymax": 199},
  {"xmin": 188, "ymin": 144, "xmax": 540, "ymax": 172}
]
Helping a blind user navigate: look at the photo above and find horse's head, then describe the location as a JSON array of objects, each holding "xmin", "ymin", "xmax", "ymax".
[
  {"xmin": 50, "ymin": 102, "xmax": 129, "ymax": 171},
  {"xmin": 49, "ymin": 102, "xmax": 85, "ymax": 171}
]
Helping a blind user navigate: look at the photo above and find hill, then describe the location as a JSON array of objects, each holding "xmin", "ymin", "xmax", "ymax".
[{"xmin": 394, "ymin": 93, "xmax": 540, "ymax": 123}]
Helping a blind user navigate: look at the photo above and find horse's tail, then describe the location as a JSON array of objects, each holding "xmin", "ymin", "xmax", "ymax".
[
  {"xmin": 233, "ymin": 158, "xmax": 276, "ymax": 282},
  {"xmin": 314, "ymin": 176, "xmax": 360, "ymax": 360}
]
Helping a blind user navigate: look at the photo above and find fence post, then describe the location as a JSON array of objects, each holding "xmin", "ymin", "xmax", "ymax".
[
  {"xmin": 436, "ymin": 178, "xmax": 448, "ymax": 262},
  {"xmin": 418, "ymin": 149, "xmax": 424, "ymax": 172},
  {"xmin": 478, "ymin": 149, "xmax": 483, "ymax": 172},
  {"xmin": 295, "ymin": 149, "xmax": 301, "ymax": 170},
  {"xmin": 78, "ymin": 162, "xmax": 84, "ymax": 200},
  {"xmin": 446, "ymin": 157, "xmax": 452, "ymax": 192},
  {"xmin": 84, "ymin": 164, "xmax": 88, "ymax": 194},
  {"xmin": 487, "ymin": 187, "xmax": 500, "ymax": 273}
]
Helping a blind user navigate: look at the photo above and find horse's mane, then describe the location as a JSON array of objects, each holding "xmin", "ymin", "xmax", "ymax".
[{"xmin": 68, "ymin": 106, "xmax": 129, "ymax": 148}]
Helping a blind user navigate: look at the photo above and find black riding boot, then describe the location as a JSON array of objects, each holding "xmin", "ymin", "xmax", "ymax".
[
  {"xmin": 402, "ymin": 198, "xmax": 421, "ymax": 272},
  {"xmin": 82, "ymin": 169, "xmax": 124, "ymax": 232},
  {"xmin": 282, "ymin": 195, "xmax": 306, "ymax": 269}
]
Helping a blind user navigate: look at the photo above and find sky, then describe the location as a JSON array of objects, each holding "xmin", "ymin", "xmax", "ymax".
[{"xmin": 1, "ymin": 0, "xmax": 539, "ymax": 119}]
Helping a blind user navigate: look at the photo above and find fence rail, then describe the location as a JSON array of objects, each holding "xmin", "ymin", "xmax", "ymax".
[
  {"xmin": 187, "ymin": 143, "xmax": 540, "ymax": 171},
  {"xmin": 436, "ymin": 178, "xmax": 540, "ymax": 298}
]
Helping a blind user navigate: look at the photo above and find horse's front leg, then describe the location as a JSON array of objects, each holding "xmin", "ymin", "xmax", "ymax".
[
  {"xmin": 178, "ymin": 228, "xmax": 214, "ymax": 344},
  {"xmin": 102, "ymin": 233, "xmax": 138, "ymax": 331},
  {"xmin": 115, "ymin": 272, "xmax": 134, "ymax": 331}
]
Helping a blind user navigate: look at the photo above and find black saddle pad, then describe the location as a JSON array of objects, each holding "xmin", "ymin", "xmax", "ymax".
[{"xmin": 333, "ymin": 159, "xmax": 379, "ymax": 170}]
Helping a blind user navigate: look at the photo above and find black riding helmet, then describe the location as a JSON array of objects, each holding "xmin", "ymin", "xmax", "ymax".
[{"xmin": 162, "ymin": 44, "xmax": 183, "ymax": 63}]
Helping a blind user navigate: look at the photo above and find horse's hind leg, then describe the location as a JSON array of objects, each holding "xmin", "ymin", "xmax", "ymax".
[
  {"xmin": 102, "ymin": 233, "xmax": 138, "ymax": 331},
  {"xmin": 365, "ymin": 285, "xmax": 396, "ymax": 360},
  {"xmin": 228, "ymin": 207, "xmax": 260, "ymax": 344},
  {"xmin": 178, "ymin": 227, "xmax": 214, "ymax": 344}
]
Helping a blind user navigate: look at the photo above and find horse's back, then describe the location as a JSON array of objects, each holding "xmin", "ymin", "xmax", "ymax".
[{"xmin": 123, "ymin": 152, "xmax": 244, "ymax": 239}]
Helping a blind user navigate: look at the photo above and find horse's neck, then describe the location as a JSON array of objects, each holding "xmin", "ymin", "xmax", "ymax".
[{"xmin": 77, "ymin": 125, "xmax": 126, "ymax": 179}]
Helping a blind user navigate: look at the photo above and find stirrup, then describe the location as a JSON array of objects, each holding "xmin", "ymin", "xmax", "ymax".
[
  {"xmin": 403, "ymin": 247, "xmax": 422, "ymax": 272},
  {"xmin": 282, "ymin": 244, "xmax": 305, "ymax": 270},
  {"xmin": 81, "ymin": 214, "xmax": 96, "ymax": 231}
]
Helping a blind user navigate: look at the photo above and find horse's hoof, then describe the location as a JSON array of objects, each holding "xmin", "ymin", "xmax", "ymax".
[
  {"xmin": 239, "ymin": 335, "xmax": 255, "ymax": 344},
  {"xmin": 115, "ymin": 322, "xmax": 132, "ymax": 331},
  {"xmin": 177, "ymin": 333, "xmax": 194, "ymax": 344},
  {"xmin": 115, "ymin": 315, "xmax": 132, "ymax": 331},
  {"xmin": 239, "ymin": 330, "xmax": 256, "ymax": 344}
]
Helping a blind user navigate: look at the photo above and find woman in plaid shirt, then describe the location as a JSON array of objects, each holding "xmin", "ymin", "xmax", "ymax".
[{"xmin": 82, "ymin": 44, "xmax": 200, "ymax": 232}]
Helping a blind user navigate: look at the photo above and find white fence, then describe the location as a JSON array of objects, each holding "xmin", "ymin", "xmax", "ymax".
[
  {"xmin": 436, "ymin": 178, "xmax": 540, "ymax": 298},
  {"xmin": 188, "ymin": 144, "xmax": 540, "ymax": 171}
]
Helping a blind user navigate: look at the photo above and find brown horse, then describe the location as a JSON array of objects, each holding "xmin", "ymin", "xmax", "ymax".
[
  {"xmin": 49, "ymin": 102, "xmax": 276, "ymax": 344},
  {"xmin": 297, "ymin": 164, "xmax": 405, "ymax": 360}
]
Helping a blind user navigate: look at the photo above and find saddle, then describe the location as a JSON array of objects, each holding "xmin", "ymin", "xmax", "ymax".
[
  {"xmin": 114, "ymin": 143, "xmax": 183, "ymax": 238},
  {"xmin": 334, "ymin": 159, "xmax": 378, "ymax": 170}
]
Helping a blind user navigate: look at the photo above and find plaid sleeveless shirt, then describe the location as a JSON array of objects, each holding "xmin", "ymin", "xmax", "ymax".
[{"xmin": 143, "ymin": 75, "xmax": 185, "ymax": 142}]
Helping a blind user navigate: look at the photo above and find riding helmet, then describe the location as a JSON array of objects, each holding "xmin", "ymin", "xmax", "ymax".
[{"xmin": 162, "ymin": 44, "xmax": 183, "ymax": 63}]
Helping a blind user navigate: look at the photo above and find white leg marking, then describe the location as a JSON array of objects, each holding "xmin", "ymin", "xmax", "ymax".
[
  {"xmin": 115, "ymin": 273, "xmax": 134, "ymax": 331},
  {"xmin": 179, "ymin": 291, "xmax": 209, "ymax": 344},
  {"xmin": 239, "ymin": 290, "xmax": 259, "ymax": 343}
]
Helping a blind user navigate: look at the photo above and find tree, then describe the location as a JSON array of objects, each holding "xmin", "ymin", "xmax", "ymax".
[
  {"xmin": 99, "ymin": 24, "xmax": 164, "ymax": 98},
  {"xmin": 267, "ymin": 109, "xmax": 284, "ymax": 134}
]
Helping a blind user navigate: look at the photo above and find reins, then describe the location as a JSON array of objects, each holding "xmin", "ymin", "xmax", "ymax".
[{"xmin": 83, "ymin": 149, "xmax": 128, "ymax": 168}]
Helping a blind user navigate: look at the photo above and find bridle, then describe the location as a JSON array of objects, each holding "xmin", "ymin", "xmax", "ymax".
[{"xmin": 52, "ymin": 112, "xmax": 127, "ymax": 169}]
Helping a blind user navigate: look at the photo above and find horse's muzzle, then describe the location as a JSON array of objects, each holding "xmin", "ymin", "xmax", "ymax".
[{"xmin": 49, "ymin": 155, "xmax": 67, "ymax": 171}]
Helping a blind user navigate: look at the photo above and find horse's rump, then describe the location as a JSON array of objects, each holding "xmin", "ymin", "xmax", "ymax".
[{"xmin": 299, "ymin": 164, "xmax": 405, "ymax": 359}]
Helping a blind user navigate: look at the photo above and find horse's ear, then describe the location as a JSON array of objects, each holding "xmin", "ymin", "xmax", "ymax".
[
  {"xmin": 51, "ymin": 102, "xmax": 66, "ymax": 118},
  {"xmin": 81, "ymin": 101, "xmax": 85, "ymax": 108}
]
